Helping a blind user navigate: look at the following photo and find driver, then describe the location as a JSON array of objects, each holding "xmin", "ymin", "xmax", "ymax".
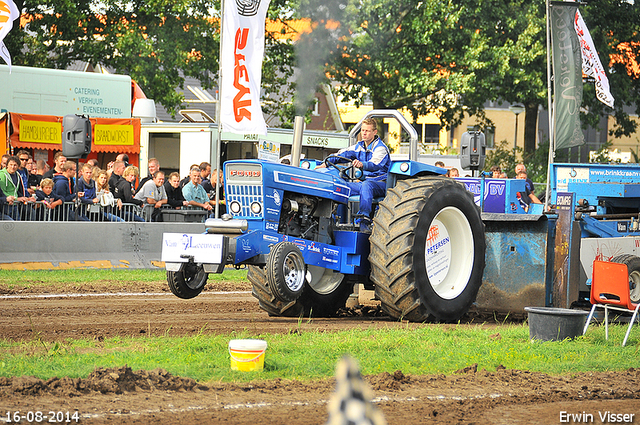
[{"xmin": 318, "ymin": 118, "xmax": 390, "ymax": 232}]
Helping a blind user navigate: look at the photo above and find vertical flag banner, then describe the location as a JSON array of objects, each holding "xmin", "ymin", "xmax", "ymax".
[
  {"xmin": 551, "ymin": 2, "xmax": 584, "ymax": 150},
  {"xmin": 574, "ymin": 11, "xmax": 615, "ymax": 109},
  {"xmin": 220, "ymin": 0, "xmax": 271, "ymax": 135},
  {"xmin": 0, "ymin": 0, "xmax": 19, "ymax": 72}
]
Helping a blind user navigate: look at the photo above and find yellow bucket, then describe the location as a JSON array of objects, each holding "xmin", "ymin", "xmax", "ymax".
[{"xmin": 229, "ymin": 339, "xmax": 268, "ymax": 372}]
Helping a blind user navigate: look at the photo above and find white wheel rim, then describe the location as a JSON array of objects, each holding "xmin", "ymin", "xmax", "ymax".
[
  {"xmin": 283, "ymin": 252, "xmax": 305, "ymax": 293},
  {"xmin": 306, "ymin": 265, "xmax": 344, "ymax": 295},
  {"xmin": 424, "ymin": 206, "xmax": 474, "ymax": 300}
]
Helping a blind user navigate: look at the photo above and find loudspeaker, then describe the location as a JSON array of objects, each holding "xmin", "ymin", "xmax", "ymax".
[
  {"xmin": 62, "ymin": 115, "xmax": 92, "ymax": 159},
  {"xmin": 460, "ymin": 131, "xmax": 486, "ymax": 170}
]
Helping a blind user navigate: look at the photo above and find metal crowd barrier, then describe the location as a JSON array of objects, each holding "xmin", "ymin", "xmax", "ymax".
[{"xmin": 0, "ymin": 201, "xmax": 210, "ymax": 222}]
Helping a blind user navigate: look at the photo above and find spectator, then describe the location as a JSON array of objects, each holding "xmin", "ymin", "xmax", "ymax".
[
  {"xmin": 499, "ymin": 172, "xmax": 508, "ymax": 178},
  {"xmin": 116, "ymin": 153, "xmax": 130, "ymax": 166},
  {"xmin": 182, "ymin": 166, "xmax": 213, "ymax": 212},
  {"xmin": 76, "ymin": 163, "xmax": 99, "ymax": 218},
  {"xmin": 114, "ymin": 165, "xmax": 144, "ymax": 221},
  {"xmin": 42, "ymin": 152, "xmax": 67, "ymax": 179},
  {"xmin": 164, "ymin": 172, "xmax": 189, "ymax": 209},
  {"xmin": 34, "ymin": 178, "xmax": 63, "ymax": 221},
  {"xmin": 135, "ymin": 170, "xmax": 167, "ymax": 221},
  {"xmin": 0, "ymin": 156, "xmax": 30, "ymax": 220},
  {"xmin": 515, "ymin": 163, "xmax": 535, "ymax": 194},
  {"xmin": 87, "ymin": 158, "xmax": 99, "ymax": 168},
  {"xmin": 447, "ymin": 167, "xmax": 459, "ymax": 177},
  {"xmin": 27, "ymin": 157, "xmax": 41, "ymax": 190},
  {"xmin": 0, "ymin": 185, "xmax": 14, "ymax": 220},
  {"xmin": 180, "ymin": 163, "xmax": 199, "ymax": 188},
  {"xmin": 200, "ymin": 161, "xmax": 213, "ymax": 193},
  {"xmin": 94, "ymin": 169, "xmax": 124, "ymax": 222},
  {"xmin": 434, "ymin": 161, "xmax": 445, "ymax": 168},
  {"xmin": 108, "ymin": 160, "xmax": 126, "ymax": 191},
  {"xmin": 53, "ymin": 161, "xmax": 89, "ymax": 221},
  {"xmin": 1, "ymin": 154, "xmax": 9, "ymax": 169},
  {"xmin": 490, "ymin": 165, "xmax": 501, "ymax": 178},
  {"xmin": 209, "ymin": 168, "xmax": 226, "ymax": 215},
  {"xmin": 138, "ymin": 158, "xmax": 160, "ymax": 190},
  {"xmin": 16, "ymin": 151, "xmax": 32, "ymax": 195},
  {"xmin": 516, "ymin": 170, "xmax": 541, "ymax": 212},
  {"xmin": 36, "ymin": 159, "xmax": 49, "ymax": 176}
]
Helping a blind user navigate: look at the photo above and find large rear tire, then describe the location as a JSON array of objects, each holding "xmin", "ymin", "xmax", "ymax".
[
  {"xmin": 167, "ymin": 263, "xmax": 208, "ymax": 299},
  {"xmin": 610, "ymin": 254, "xmax": 640, "ymax": 303},
  {"xmin": 249, "ymin": 265, "xmax": 353, "ymax": 317},
  {"xmin": 369, "ymin": 177, "xmax": 485, "ymax": 322}
]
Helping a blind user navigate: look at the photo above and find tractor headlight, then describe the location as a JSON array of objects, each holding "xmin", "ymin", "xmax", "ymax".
[
  {"xmin": 301, "ymin": 160, "xmax": 311, "ymax": 169},
  {"xmin": 229, "ymin": 201, "xmax": 242, "ymax": 214},
  {"xmin": 250, "ymin": 202, "xmax": 262, "ymax": 215},
  {"xmin": 400, "ymin": 162, "xmax": 410, "ymax": 172}
]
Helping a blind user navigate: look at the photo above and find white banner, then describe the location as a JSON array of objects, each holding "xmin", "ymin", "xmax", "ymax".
[
  {"xmin": 161, "ymin": 233, "xmax": 224, "ymax": 264},
  {"xmin": 220, "ymin": 0, "xmax": 271, "ymax": 135},
  {"xmin": 0, "ymin": 0, "xmax": 19, "ymax": 72},
  {"xmin": 574, "ymin": 10, "xmax": 615, "ymax": 109}
]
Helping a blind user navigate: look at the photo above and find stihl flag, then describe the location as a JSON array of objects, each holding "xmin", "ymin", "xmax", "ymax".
[
  {"xmin": 574, "ymin": 10, "xmax": 615, "ymax": 109},
  {"xmin": 220, "ymin": 0, "xmax": 271, "ymax": 135},
  {"xmin": 0, "ymin": 0, "xmax": 19, "ymax": 72}
]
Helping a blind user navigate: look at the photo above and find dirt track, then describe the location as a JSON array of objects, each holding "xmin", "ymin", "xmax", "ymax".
[{"xmin": 0, "ymin": 280, "xmax": 639, "ymax": 424}]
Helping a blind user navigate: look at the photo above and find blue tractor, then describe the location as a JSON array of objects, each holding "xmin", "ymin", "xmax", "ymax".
[{"xmin": 162, "ymin": 111, "xmax": 486, "ymax": 322}]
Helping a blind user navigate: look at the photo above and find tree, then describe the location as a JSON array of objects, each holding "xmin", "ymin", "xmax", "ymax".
[
  {"xmin": 325, "ymin": 0, "xmax": 640, "ymax": 157},
  {"xmin": 4, "ymin": 0, "xmax": 298, "ymax": 121}
]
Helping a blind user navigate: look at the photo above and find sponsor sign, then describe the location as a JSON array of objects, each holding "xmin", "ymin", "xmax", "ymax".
[
  {"xmin": 424, "ymin": 221, "xmax": 451, "ymax": 286},
  {"xmin": 161, "ymin": 233, "xmax": 224, "ymax": 264}
]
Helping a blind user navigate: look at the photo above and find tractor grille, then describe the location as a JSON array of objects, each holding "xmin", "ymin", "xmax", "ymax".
[{"xmin": 226, "ymin": 183, "xmax": 264, "ymax": 218}]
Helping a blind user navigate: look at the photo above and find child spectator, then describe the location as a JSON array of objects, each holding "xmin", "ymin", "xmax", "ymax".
[
  {"xmin": 34, "ymin": 178, "xmax": 63, "ymax": 221},
  {"xmin": 53, "ymin": 161, "xmax": 89, "ymax": 221},
  {"xmin": 76, "ymin": 163, "xmax": 99, "ymax": 219}
]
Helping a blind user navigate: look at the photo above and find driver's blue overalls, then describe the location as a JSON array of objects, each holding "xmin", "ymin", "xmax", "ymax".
[{"xmin": 325, "ymin": 137, "xmax": 390, "ymax": 220}]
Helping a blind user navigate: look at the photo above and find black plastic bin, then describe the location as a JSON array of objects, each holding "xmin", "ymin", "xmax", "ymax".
[
  {"xmin": 160, "ymin": 209, "xmax": 209, "ymax": 223},
  {"xmin": 524, "ymin": 307, "xmax": 589, "ymax": 341}
]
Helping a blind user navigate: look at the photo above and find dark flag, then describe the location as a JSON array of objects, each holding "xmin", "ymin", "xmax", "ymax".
[{"xmin": 551, "ymin": 2, "xmax": 584, "ymax": 150}]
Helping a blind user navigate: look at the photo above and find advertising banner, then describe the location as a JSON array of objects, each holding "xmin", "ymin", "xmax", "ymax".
[
  {"xmin": 220, "ymin": 0, "xmax": 271, "ymax": 135},
  {"xmin": 551, "ymin": 2, "xmax": 584, "ymax": 150}
]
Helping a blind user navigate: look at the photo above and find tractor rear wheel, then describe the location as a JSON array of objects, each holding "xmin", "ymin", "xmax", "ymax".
[
  {"xmin": 369, "ymin": 177, "xmax": 485, "ymax": 322},
  {"xmin": 249, "ymin": 264, "xmax": 353, "ymax": 317},
  {"xmin": 610, "ymin": 254, "xmax": 640, "ymax": 303},
  {"xmin": 167, "ymin": 263, "xmax": 208, "ymax": 299}
]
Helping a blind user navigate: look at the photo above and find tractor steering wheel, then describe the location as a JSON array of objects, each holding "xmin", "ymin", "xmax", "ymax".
[{"xmin": 324, "ymin": 156, "xmax": 359, "ymax": 181}]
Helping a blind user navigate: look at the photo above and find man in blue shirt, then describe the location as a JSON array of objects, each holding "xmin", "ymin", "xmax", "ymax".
[
  {"xmin": 182, "ymin": 166, "xmax": 214, "ymax": 213},
  {"xmin": 319, "ymin": 118, "xmax": 390, "ymax": 232}
]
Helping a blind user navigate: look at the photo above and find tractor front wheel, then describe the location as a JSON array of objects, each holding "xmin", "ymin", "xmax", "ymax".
[{"xmin": 167, "ymin": 263, "xmax": 208, "ymax": 299}]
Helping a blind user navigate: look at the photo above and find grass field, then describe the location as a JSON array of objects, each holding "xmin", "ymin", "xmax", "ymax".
[
  {"xmin": 1, "ymin": 323, "xmax": 638, "ymax": 383},
  {"xmin": 1, "ymin": 269, "xmax": 638, "ymax": 383},
  {"xmin": 0, "ymin": 268, "xmax": 248, "ymax": 288}
]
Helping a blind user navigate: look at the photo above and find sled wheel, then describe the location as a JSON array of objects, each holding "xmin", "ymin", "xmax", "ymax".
[
  {"xmin": 167, "ymin": 263, "xmax": 208, "ymax": 299},
  {"xmin": 610, "ymin": 254, "xmax": 640, "ymax": 303},
  {"xmin": 250, "ymin": 264, "xmax": 352, "ymax": 318},
  {"xmin": 369, "ymin": 176, "xmax": 485, "ymax": 322},
  {"xmin": 266, "ymin": 242, "xmax": 306, "ymax": 302}
]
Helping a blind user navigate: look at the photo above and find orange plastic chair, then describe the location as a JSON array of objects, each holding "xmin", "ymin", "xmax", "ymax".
[{"xmin": 583, "ymin": 260, "xmax": 640, "ymax": 346}]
